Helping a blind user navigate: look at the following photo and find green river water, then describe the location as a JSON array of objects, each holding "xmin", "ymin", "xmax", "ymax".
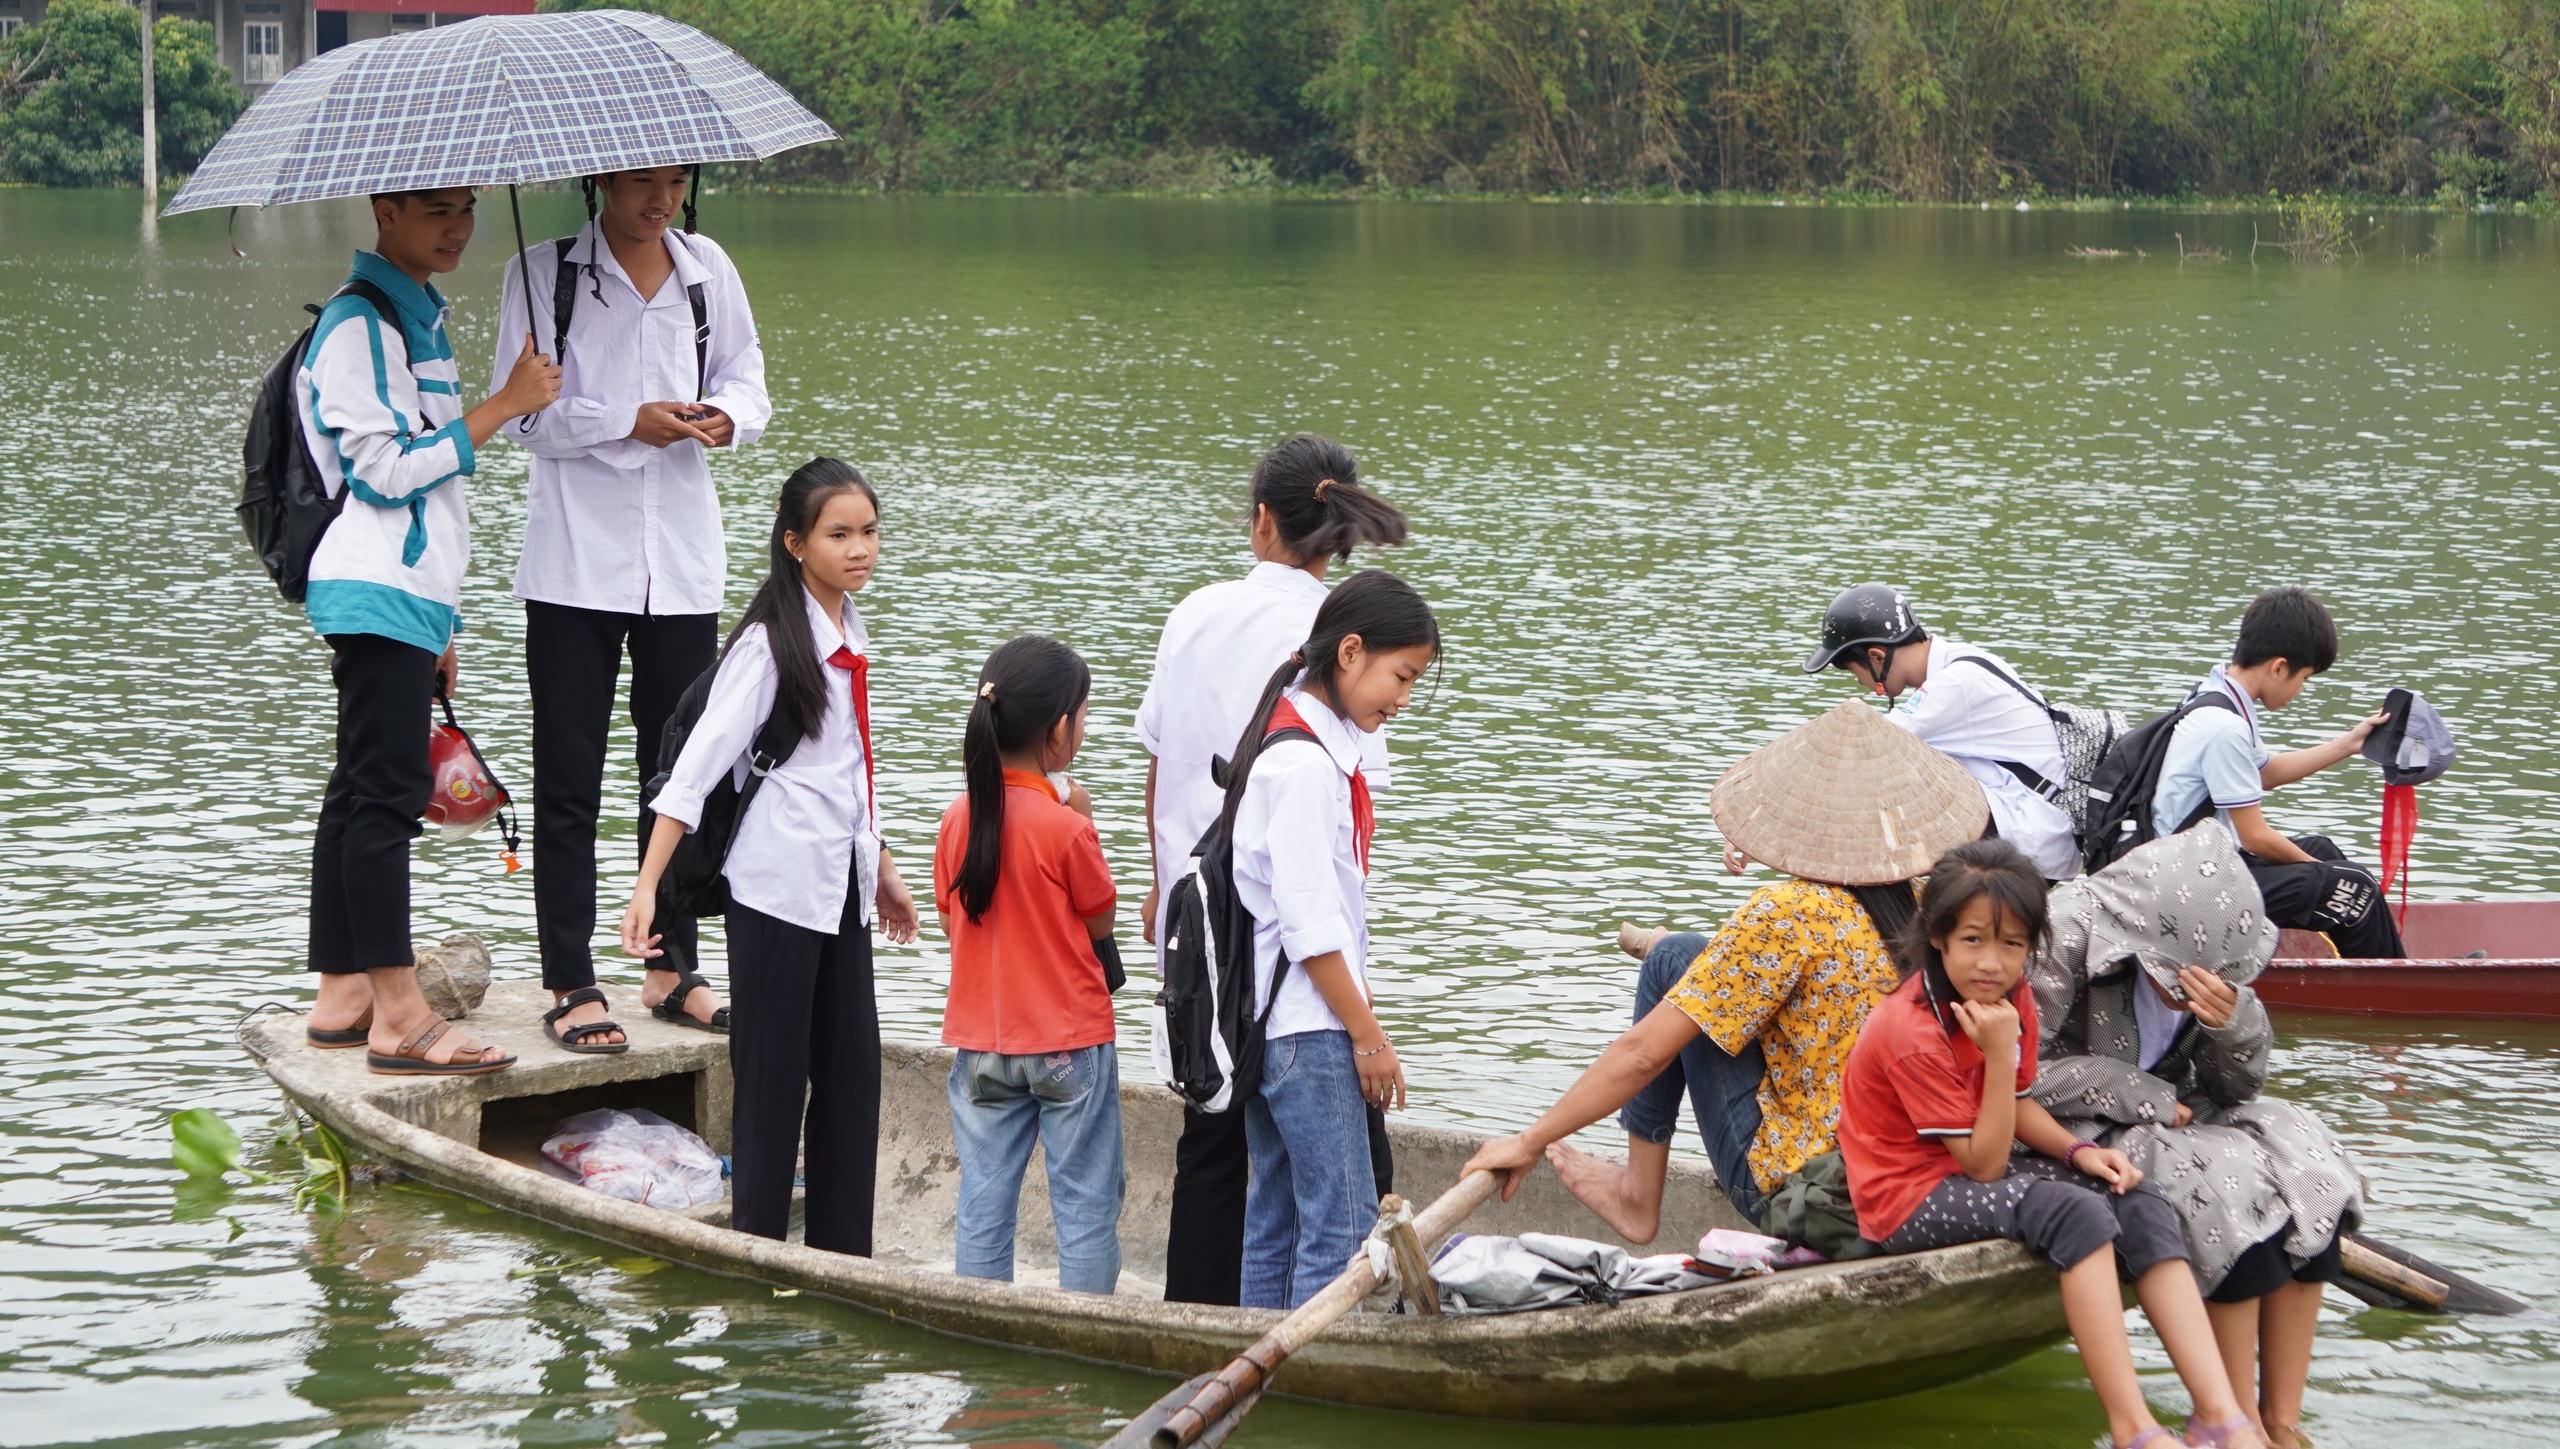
[{"xmin": 1, "ymin": 190, "xmax": 2554, "ymax": 1447}]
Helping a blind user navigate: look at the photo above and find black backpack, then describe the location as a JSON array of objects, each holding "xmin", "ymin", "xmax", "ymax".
[
  {"xmin": 1946, "ymin": 654, "xmax": 2128, "ymax": 833},
  {"xmin": 549, "ymin": 236, "xmax": 709, "ymax": 398},
  {"xmin": 639, "ymin": 663, "xmax": 801, "ymax": 918},
  {"xmin": 2078, "ymin": 689, "xmax": 2243, "ymax": 873},
  {"xmin": 1151, "ymin": 720, "xmax": 1321, "ymax": 1114},
  {"xmin": 238, "ymin": 279, "xmax": 398, "ymax": 602}
]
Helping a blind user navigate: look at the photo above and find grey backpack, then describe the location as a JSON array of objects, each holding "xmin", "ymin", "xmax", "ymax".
[{"xmin": 1949, "ymin": 654, "xmax": 2127, "ymax": 833}]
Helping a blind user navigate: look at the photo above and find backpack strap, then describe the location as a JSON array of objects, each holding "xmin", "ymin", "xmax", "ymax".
[
  {"xmin": 1950, "ymin": 653, "xmax": 2066, "ymax": 723},
  {"xmin": 1945, "ymin": 654, "xmax": 2066, "ymax": 801},
  {"xmin": 2161, "ymin": 689, "xmax": 2247, "ymax": 834},
  {"xmin": 1247, "ymin": 723, "xmax": 1324, "ymax": 1027},
  {"xmin": 551, "ymin": 237, "xmax": 579, "ymax": 364},
  {"xmin": 667, "ymin": 231, "xmax": 711, "ymax": 400}
]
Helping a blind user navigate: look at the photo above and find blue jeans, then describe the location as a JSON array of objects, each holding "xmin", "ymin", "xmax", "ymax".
[
  {"xmin": 1242, "ymin": 1030, "xmax": 1374, "ymax": 1309},
  {"xmin": 948, "ymin": 1044, "xmax": 1125, "ymax": 1294},
  {"xmin": 1617, "ymin": 931, "xmax": 1771, "ymax": 1223}
]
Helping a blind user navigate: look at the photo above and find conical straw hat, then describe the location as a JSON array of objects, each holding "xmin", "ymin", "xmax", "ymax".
[{"xmin": 1709, "ymin": 700, "xmax": 1989, "ymax": 886}]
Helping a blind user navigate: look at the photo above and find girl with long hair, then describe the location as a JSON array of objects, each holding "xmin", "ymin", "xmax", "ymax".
[
  {"xmin": 1135, "ymin": 433, "xmax": 1411, "ymax": 1305},
  {"xmin": 1225, "ymin": 570, "xmax": 1442, "ymax": 1309},
  {"xmin": 621, "ymin": 458, "xmax": 920, "ymax": 1256},
  {"xmin": 933, "ymin": 636, "xmax": 1124, "ymax": 1293}
]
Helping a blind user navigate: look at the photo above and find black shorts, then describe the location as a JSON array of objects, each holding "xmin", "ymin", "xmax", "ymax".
[{"xmin": 2207, "ymin": 1223, "xmax": 2345, "ymax": 1302}]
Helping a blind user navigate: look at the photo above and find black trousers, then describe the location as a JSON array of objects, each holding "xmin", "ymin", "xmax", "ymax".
[
  {"xmin": 726, "ymin": 897, "xmax": 880, "ymax": 1256},
  {"xmin": 309, "ymin": 633, "xmax": 438, "ymax": 974},
  {"xmin": 525, "ymin": 601, "xmax": 718, "ymax": 990},
  {"xmin": 2246, "ymin": 834, "xmax": 2406, "ymax": 960},
  {"xmin": 1163, "ymin": 1097, "xmax": 1394, "ymax": 1306}
]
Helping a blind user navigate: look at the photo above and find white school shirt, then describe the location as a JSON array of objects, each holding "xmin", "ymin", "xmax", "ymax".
[
  {"xmin": 1231, "ymin": 685, "xmax": 1372, "ymax": 1039},
  {"xmin": 1134, "ymin": 561, "xmax": 1391, "ymax": 916},
  {"xmin": 650, "ymin": 589, "xmax": 880, "ymax": 934},
  {"xmin": 1886, "ymin": 640, "xmax": 2080, "ymax": 879},
  {"xmin": 493, "ymin": 222, "xmax": 770, "ymax": 617}
]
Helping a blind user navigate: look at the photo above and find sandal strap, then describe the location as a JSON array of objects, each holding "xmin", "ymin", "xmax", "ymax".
[
  {"xmin": 560, "ymin": 1017, "xmax": 623, "ymax": 1043},
  {"xmin": 542, "ymin": 986, "xmax": 610, "ymax": 1024},
  {"xmin": 398, "ymin": 1019, "xmax": 447, "ymax": 1058}
]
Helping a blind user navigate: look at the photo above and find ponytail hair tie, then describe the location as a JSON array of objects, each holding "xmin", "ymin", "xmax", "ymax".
[
  {"xmin": 1288, "ymin": 650, "xmax": 1307, "ymax": 666},
  {"xmin": 1314, "ymin": 477, "xmax": 1336, "ymax": 501},
  {"xmin": 977, "ymin": 681, "xmax": 996, "ymax": 700}
]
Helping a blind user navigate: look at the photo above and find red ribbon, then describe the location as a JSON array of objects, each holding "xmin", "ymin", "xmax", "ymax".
[
  {"xmin": 2378, "ymin": 782, "xmax": 2416, "ymax": 924},
  {"xmin": 1267, "ymin": 696, "xmax": 1373, "ymax": 874},
  {"xmin": 827, "ymin": 646, "xmax": 876, "ymax": 827}
]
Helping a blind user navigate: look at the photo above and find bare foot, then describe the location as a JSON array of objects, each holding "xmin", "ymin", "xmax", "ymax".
[
  {"xmin": 1547, "ymin": 1141, "xmax": 1661, "ymax": 1245},
  {"xmin": 641, "ymin": 968, "xmax": 725, "ymax": 1025},
  {"xmin": 1616, "ymin": 923, "xmax": 1669, "ymax": 960},
  {"xmin": 549, "ymin": 991, "xmax": 625, "ymax": 1047}
]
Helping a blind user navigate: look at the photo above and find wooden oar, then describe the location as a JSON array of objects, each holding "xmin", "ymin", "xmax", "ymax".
[
  {"xmin": 1111, "ymin": 1169, "xmax": 1500, "ymax": 1449},
  {"xmin": 2338, "ymin": 1231, "xmax": 2528, "ymax": 1316}
]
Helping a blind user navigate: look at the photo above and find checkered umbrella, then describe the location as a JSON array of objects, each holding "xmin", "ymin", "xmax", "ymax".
[{"xmin": 164, "ymin": 9, "xmax": 834, "ymax": 215}]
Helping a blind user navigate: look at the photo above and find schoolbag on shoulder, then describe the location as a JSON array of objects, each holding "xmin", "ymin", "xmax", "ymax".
[
  {"xmin": 2078, "ymin": 689, "xmax": 2243, "ymax": 874},
  {"xmin": 1151, "ymin": 720, "xmax": 1322, "ymax": 1114},
  {"xmin": 1946, "ymin": 654, "xmax": 2128, "ymax": 835},
  {"xmin": 640, "ymin": 662, "xmax": 801, "ymax": 918},
  {"xmin": 238, "ymin": 279, "xmax": 398, "ymax": 602},
  {"xmin": 551, "ymin": 235, "xmax": 709, "ymax": 398}
]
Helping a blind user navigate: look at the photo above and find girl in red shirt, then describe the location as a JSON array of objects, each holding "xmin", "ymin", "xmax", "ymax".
[
  {"xmin": 933, "ymin": 635, "xmax": 1123, "ymax": 1294},
  {"xmin": 1838, "ymin": 840, "xmax": 2264, "ymax": 1449}
]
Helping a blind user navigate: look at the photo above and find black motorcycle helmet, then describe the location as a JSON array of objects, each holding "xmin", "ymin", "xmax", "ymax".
[{"xmin": 1803, "ymin": 583, "xmax": 1927, "ymax": 675}]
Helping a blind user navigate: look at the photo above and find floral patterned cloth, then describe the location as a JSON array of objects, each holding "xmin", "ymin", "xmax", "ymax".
[
  {"xmin": 1666, "ymin": 878, "xmax": 1903, "ymax": 1193},
  {"xmin": 2027, "ymin": 826, "xmax": 2366, "ymax": 1292}
]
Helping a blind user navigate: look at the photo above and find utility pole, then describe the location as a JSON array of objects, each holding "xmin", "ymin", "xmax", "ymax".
[{"xmin": 137, "ymin": 0, "xmax": 157, "ymax": 206}]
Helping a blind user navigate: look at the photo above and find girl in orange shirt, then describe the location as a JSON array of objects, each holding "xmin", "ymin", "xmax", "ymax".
[{"xmin": 933, "ymin": 635, "xmax": 1123, "ymax": 1293}]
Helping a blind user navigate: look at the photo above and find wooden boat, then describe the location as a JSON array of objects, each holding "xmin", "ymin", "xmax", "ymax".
[
  {"xmin": 2263, "ymin": 898, "xmax": 2560, "ymax": 1022},
  {"xmin": 239, "ymin": 980, "xmax": 2067, "ymax": 1425}
]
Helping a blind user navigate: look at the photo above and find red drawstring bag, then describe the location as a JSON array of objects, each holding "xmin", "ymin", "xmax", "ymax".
[{"xmin": 424, "ymin": 692, "xmax": 522, "ymax": 871}]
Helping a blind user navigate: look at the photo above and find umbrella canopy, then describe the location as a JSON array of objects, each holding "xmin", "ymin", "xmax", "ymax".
[{"xmin": 165, "ymin": 9, "xmax": 834, "ymax": 215}]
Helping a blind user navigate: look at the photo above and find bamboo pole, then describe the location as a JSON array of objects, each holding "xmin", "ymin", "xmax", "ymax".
[
  {"xmin": 1378, "ymin": 1194, "xmax": 1442, "ymax": 1317},
  {"xmin": 2340, "ymin": 1237, "xmax": 2448, "ymax": 1311},
  {"xmin": 1150, "ymin": 1171, "xmax": 1497, "ymax": 1449}
]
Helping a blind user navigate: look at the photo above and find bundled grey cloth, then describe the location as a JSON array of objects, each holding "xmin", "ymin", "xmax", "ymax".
[
  {"xmin": 1431, "ymin": 1233, "xmax": 1714, "ymax": 1315},
  {"xmin": 2029, "ymin": 826, "xmax": 2365, "ymax": 1293}
]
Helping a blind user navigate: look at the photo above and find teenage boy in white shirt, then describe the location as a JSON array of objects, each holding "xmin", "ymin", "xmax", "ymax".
[
  {"xmin": 1799, "ymin": 583, "xmax": 2081, "ymax": 881},
  {"xmin": 493, "ymin": 167, "xmax": 770, "ymax": 1048}
]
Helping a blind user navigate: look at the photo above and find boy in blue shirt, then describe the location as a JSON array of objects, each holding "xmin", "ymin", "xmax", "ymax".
[{"xmin": 2153, "ymin": 587, "xmax": 2403, "ymax": 958}]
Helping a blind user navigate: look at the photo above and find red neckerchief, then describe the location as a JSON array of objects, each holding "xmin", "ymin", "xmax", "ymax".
[
  {"xmin": 1266, "ymin": 695, "xmax": 1372, "ymax": 874},
  {"xmin": 824, "ymin": 645, "xmax": 876, "ymax": 829}
]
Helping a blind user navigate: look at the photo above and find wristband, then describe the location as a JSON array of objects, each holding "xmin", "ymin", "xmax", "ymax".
[
  {"xmin": 2064, "ymin": 1139, "xmax": 2103, "ymax": 1170},
  {"xmin": 1354, "ymin": 1040, "xmax": 1392, "ymax": 1058}
]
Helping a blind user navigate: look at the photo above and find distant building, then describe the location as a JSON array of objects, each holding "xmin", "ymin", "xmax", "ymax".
[{"xmin": 0, "ymin": 0, "xmax": 539, "ymax": 94}]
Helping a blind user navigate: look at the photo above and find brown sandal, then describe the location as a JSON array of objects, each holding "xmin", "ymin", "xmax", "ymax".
[
  {"xmin": 366, "ymin": 1018, "xmax": 516, "ymax": 1076},
  {"xmin": 306, "ymin": 1015, "xmax": 371, "ymax": 1049}
]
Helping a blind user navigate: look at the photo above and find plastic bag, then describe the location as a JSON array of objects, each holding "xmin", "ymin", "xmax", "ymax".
[{"xmin": 540, "ymin": 1108, "xmax": 723, "ymax": 1208}]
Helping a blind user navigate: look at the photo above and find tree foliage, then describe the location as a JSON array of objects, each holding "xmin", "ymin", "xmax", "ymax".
[{"xmin": 0, "ymin": 0, "xmax": 245, "ymax": 187}]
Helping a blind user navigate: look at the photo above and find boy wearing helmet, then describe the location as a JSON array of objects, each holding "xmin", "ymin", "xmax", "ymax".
[{"xmin": 1802, "ymin": 584, "xmax": 2081, "ymax": 881}]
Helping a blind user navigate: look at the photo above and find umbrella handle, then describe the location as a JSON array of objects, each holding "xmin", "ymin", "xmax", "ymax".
[{"xmin": 508, "ymin": 183, "xmax": 541, "ymax": 434}]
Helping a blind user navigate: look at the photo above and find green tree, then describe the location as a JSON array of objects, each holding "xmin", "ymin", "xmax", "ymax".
[{"xmin": 0, "ymin": 0, "xmax": 243, "ymax": 186}]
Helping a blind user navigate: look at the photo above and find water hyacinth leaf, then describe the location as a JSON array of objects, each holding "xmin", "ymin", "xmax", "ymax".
[
  {"xmin": 170, "ymin": 1109, "xmax": 244, "ymax": 1180},
  {"xmin": 613, "ymin": 1257, "xmax": 667, "ymax": 1276}
]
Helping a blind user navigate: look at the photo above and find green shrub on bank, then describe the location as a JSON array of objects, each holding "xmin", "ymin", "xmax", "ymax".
[{"xmin": 0, "ymin": 0, "xmax": 244, "ymax": 187}]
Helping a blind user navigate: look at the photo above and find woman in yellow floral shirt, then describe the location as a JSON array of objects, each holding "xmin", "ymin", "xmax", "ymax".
[{"xmin": 1466, "ymin": 700, "xmax": 1986, "ymax": 1238}]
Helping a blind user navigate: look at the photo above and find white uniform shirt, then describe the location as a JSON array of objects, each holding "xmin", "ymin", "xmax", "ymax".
[
  {"xmin": 1887, "ymin": 640, "xmax": 2080, "ymax": 879},
  {"xmin": 1232, "ymin": 685, "xmax": 1373, "ymax": 1039},
  {"xmin": 650, "ymin": 589, "xmax": 880, "ymax": 934},
  {"xmin": 1135, "ymin": 562, "xmax": 1390, "ymax": 916},
  {"xmin": 493, "ymin": 222, "xmax": 770, "ymax": 616}
]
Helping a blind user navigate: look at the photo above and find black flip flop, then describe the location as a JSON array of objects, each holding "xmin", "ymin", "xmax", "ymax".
[
  {"xmin": 306, "ymin": 1018, "xmax": 370, "ymax": 1049},
  {"xmin": 542, "ymin": 986, "xmax": 630, "ymax": 1054},
  {"xmin": 651, "ymin": 970, "xmax": 730, "ymax": 1034}
]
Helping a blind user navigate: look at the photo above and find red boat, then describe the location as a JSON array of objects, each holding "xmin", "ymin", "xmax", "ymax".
[{"xmin": 2263, "ymin": 898, "xmax": 2560, "ymax": 1021}]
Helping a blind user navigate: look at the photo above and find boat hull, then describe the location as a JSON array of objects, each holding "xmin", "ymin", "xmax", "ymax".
[
  {"xmin": 2266, "ymin": 899, "xmax": 2560, "ymax": 1022},
  {"xmin": 240, "ymin": 981, "xmax": 2066, "ymax": 1424}
]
